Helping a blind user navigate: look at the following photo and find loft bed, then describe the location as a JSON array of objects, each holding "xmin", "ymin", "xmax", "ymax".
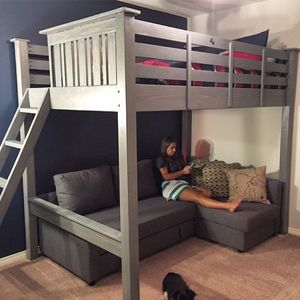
[{"xmin": 0, "ymin": 7, "xmax": 298, "ymax": 300}]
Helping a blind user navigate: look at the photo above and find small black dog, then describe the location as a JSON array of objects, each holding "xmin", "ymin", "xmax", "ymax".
[{"xmin": 162, "ymin": 272, "xmax": 196, "ymax": 300}]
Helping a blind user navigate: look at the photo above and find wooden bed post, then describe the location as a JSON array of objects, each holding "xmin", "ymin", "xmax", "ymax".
[
  {"xmin": 182, "ymin": 32, "xmax": 192, "ymax": 161},
  {"xmin": 116, "ymin": 9, "xmax": 140, "ymax": 300},
  {"xmin": 10, "ymin": 38, "xmax": 39, "ymax": 260},
  {"xmin": 279, "ymin": 49, "xmax": 299, "ymax": 233}
]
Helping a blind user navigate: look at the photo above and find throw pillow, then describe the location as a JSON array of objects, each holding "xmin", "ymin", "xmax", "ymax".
[
  {"xmin": 202, "ymin": 161, "xmax": 242, "ymax": 198},
  {"xmin": 53, "ymin": 165, "xmax": 117, "ymax": 214},
  {"xmin": 225, "ymin": 166, "xmax": 268, "ymax": 203}
]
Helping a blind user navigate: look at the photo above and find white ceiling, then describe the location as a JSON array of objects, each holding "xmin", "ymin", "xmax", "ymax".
[{"xmin": 119, "ymin": 0, "xmax": 267, "ymax": 17}]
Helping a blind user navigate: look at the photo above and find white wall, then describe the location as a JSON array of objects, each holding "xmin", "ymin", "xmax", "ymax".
[{"xmin": 190, "ymin": 0, "xmax": 300, "ymax": 233}]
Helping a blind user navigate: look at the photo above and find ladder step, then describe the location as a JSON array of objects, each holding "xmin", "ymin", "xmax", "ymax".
[
  {"xmin": 0, "ymin": 177, "xmax": 6, "ymax": 189},
  {"xmin": 4, "ymin": 140, "xmax": 23, "ymax": 149},
  {"xmin": 20, "ymin": 107, "xmax": 38, "ymax": 114}
]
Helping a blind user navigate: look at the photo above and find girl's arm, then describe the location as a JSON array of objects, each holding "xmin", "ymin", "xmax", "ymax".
[{"xmin": 160, "ymin": 166, "xmax": 191, "ymax": 181}]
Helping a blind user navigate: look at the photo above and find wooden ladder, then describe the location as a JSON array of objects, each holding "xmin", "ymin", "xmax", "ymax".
[{"xmin": 0, "ymin": 88, "xmax": 50, "ymax": 226}]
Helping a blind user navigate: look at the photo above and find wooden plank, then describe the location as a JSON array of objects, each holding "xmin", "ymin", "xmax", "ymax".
[
  {"xmin": 135, "ymin": 84, "xmax": 186, "ymax": 111},
  {"xmin": 28, "ymin": 44, "xmax": 48, "ymax": 56},
  {"xmin": 232, "ymin": 73, "xmax": 287, "ymax": 86},
  {"xmin": 116, "ymin": 12, "xmax": 140, "ymax": 300},
  {"xmin": 267, "ymin": 48, "xmax": 289, "ymax": 60},
  {"xmin": 108, "ymin": 32, "xmax": 117, "ymax": 85},
  {"xmin": 78, "ymin": 39, "xmax": 87, "ymax": 86},
  {"xmin": 191, "ymin": 31, "xmax": 230, "ymax": 51},
  {"xmin": 92, "ymin": 36, "xmax": 101, "ymax": 85},
  {"xmin": 73, "ymin": 41, "xmax": 79, "ymax": 86},
  {"xmin": 49, "ymin": 86, "xmax": 120, "ymax": 111},
  {"xmin": 60, "ymin": 44, "xmax": 66, "ymax": 87},
  {"xmin": 192, "ymin": 69, "xmax": 227, "ymax": 83},
  {"xmin": 0, "ymin": 177, "xmax": 6, "ymax": 189},
  {"xmin": 46, "ymin": 18, "xmax": 117, "ymax": 46},
  {"xmin": 29, "ymin": 59, "xmax": 49, "ymax": 71},
  {"xmin": 135, "ymin": 43, "xmax": 186, "ymax": 62},
  {"xmin": 86, "ymin": 38, "xmax": 92, "ymax": 86},
  {"xmin": 134, "ymin": 19, "xmax": 186, "ymax": 43},
  {"xmin": 192, "ymin": 51, "xmax": 228, "ymax": 67},
  {"xmin": 29, "ymin": 198, "xmax": 122, "ymax": 257},
  {"xmin": 263, "ymin": 89, "xmax": 286, "ymax": 106},
  {"xmin": 64, "ymin": 41, "xmax": 74, "ymax": 87},
  {"xmin": 136, "ymin": 64, "xmax": 186, "ymax": 80},
  {"xmin": 30, "ymin": 74, "xmax": 50, "ymax": 85},
  {"xmin": 53, "ymin": 44, "xmax": 62, "ymax": 87},
  {"xmin": 189, "ymin": 87, "xmax": 228, "ymax": 109},
  {"xmin": 102, "ymin": 35, "xmax": 108, "ymax": 85}
]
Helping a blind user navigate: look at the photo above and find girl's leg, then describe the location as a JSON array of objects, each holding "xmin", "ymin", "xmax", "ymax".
[
  {"xmin": 179, "ymin": 187, "xmax": 241, "ymax": 212},
  {"xmin": 194, "ymin": 187, "xmax": 212, "ymax": 198}
]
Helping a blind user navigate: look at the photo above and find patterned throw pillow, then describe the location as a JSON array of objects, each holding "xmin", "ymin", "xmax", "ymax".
[
  {"xmin": 202, "ymin": 161, "xmax": 242, "ymax": 198},
  {"xmin": 225, "ymin": 166, "xmax": 268, "ymax": 203},
  {"xmin": 191, "ymin": 159, "xmax": 242, "ymax": 198}
]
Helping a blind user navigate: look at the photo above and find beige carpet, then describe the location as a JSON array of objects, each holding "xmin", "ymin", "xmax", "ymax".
[{"xmin": 1, "ymin": 234, "xmax": 300, "ymax": 299}]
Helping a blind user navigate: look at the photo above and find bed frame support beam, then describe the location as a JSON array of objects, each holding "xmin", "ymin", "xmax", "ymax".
[{"xmin": 279, "ymin": 49, "xmax": 298, "ymax": 233}]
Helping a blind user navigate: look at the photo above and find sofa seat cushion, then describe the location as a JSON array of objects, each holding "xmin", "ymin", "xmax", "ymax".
[
  {"xmin": 196, "ymin": 202, "xmax": 279, "ymax": 232},
  {"xmin": 85, "ymin": 196, "xmax": 196, "ymax": 239}
]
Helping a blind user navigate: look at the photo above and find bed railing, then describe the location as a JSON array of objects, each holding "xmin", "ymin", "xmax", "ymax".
[{"xmin": 40, "ymin": 7, "xmax": 139, "ymax": 88}]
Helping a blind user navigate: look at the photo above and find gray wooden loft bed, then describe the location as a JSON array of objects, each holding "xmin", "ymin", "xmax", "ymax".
[{"xmin": 0, "ymin": 7, "xmax": 298, "ymax": 300}]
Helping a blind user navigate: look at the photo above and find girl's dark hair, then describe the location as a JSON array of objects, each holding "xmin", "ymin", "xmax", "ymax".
[{"xmin": 161, "ymin": 136, "xmax": 177, "ymax": 156}]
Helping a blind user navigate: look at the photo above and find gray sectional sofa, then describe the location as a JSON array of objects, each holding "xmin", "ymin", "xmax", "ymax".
[{"xmin": 36, "ymin": 159, "xmax": 282, "ymax": 285}]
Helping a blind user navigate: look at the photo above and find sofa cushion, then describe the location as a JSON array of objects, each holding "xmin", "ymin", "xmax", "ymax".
[
  {"xmin": 53, "ymin": 165, "xmax": 117, "ymax": 214},
  {"xmin": 85, "ymin": 196, "xmax": 196, "ymax": 239},
  {"xmin": 225, "ymin": 166, "xmax": 268, "ymax": 203},
  {"xmin": 112, "ymin": 159, "xmax": 159, "ymax": 202},
  {"xmin": 196, "ymin": 201, "xmax": 279, "ymax": 232}
]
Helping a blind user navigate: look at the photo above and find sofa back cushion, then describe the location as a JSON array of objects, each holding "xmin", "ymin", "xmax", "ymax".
[
  {"xmin": 112, "ymin": 159, "xmax": 159, "ymax": 202},
  {"xmin": 53, "ymin": 165, "xmax": 117, "ymax": 214}
]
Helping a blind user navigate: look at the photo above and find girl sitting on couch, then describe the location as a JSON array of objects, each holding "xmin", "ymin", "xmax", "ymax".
[{"xmin": 156, "ymin": 136, "xmax": 241, "ymax": 212}]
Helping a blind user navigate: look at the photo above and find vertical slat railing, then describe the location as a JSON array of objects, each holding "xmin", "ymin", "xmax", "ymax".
[
  {"xmin": 228, "ymin": 41, "xmax": 234, "ymax": 108},
  {"xmin": 260, "ymin": 48, "xmax": 266, "ymax": 106}
]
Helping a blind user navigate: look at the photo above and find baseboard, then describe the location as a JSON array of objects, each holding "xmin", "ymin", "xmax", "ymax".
[
  {"xmin": 288, "ymin": 227, "xmax": 300, "ymax": 236},
  {"xmin": 0, "ymin": 250, "xmax": 26, "ymax": 267}
]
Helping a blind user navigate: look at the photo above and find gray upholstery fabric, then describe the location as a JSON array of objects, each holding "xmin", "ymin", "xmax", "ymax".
[
  {"xmin": 196, "ymin": 202, "xmax": 279, "ymax": 232},
  {"xmin": 53, "ymin": 165, "xmax": 117, "ymax": 214},
  {"xmin": 85, "ymin": 196, "xmax": 195, "ymax": 239},
  {"xmin": 112, "ymin": 159, "xmax": 159, "ymax": 201}
]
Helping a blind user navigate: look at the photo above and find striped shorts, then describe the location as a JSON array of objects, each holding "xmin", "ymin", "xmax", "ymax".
[{"xmin": 161, "ymin": 180, "xmax": 189, "ymax": 201}]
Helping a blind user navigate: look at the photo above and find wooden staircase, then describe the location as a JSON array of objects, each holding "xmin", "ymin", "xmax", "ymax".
[{"xmin": 0, "ymin": 88, "xmax": 50, "ymax": 225}]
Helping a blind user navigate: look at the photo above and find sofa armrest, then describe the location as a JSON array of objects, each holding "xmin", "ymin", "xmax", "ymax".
[{"xmin": 266, "ymin": 177, "xmax": 283, "ymax": 206}]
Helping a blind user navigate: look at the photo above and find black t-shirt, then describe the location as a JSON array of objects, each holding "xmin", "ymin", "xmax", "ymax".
[{"xmin": 156, "ymin": 154, "xmax": 190, "ymax": 183}]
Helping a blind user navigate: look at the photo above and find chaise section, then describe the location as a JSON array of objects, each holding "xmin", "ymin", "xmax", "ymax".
[{"xmin": 194, "ymin": 178, "xmax": 282, "ymax": 251}]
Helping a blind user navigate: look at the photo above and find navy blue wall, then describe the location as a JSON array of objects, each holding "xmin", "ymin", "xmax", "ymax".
[{"xmin": 0, "ymin": 0, "xmax": 186, "ymax": 257}]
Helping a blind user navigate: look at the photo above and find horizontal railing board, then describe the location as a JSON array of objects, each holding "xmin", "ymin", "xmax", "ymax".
[
  {"xmin": 28, "ymin": 44, "xmax": 48, "ymax": 56},
  {"xmin": 135, "ymin": 84, "xmax": 186, "ymax": 111},
  {"xmin": 49, "ymin": 86, "xmax": 120, "ymax": 111},
  {"xmin": 135, "ymin": 43, "xmax": 186, "ymax": 62},
  {"xmin": 266, "ymin": 48, "xmax": 289, "ymax": 60},
  {"xmin": 30, "ymin": 197, "xmax": 122, "ymax": 257},
  {"xmin": 266, "ymin": 62, "xmax": 288, "ymax": 73},
  {"xmin": 29, "ymin": 59, "xmax": 49, "ymax": 71},
  {"xmin": 189, "ymin": 87, "xmax": 228, "ymax": 109},
  {"xmin": 47, "ymin": 19, "xmax": 116, "ymax": 46},
  {"xmin": 233, "ymin": 73, "xmax": 287, "ymax": 85},
  {"xmin": 262, "ymin": 89, "xmax": 287, "ymax": 106},
  {"xmin": 134, "ymin": 20, "xmax": 187, "ymax": 43},
  {"xmin": 189, "ymin": 86, "xmax": 286, "ymax": 109},
  {"xmin": 192, "ymin": 51, "xmax": 229, "ymax": 67},
  {"xmin": 190, "ymin": 31, "xmax": 230, "ymax": 51},
  {"xmin": 30, "ymin": 74, "xmax": 50, "ymax": 85},
  {"xmin": 136, "ymin": 64, "xmax": 186, "ymax": 80},
  {"xmin": 191, "ymin": 69, "xmax": 228, "ymax": 82}
]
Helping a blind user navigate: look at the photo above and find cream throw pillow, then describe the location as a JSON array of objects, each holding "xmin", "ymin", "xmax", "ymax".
[{"xmin": 225, "ymin": 166, "xmax": 268, "ymax": 203}]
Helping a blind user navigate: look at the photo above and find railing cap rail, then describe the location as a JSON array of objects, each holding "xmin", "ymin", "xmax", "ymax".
[{"xmin": 39, "ymin": 7, "xmax": 140, "ymax": 35}]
